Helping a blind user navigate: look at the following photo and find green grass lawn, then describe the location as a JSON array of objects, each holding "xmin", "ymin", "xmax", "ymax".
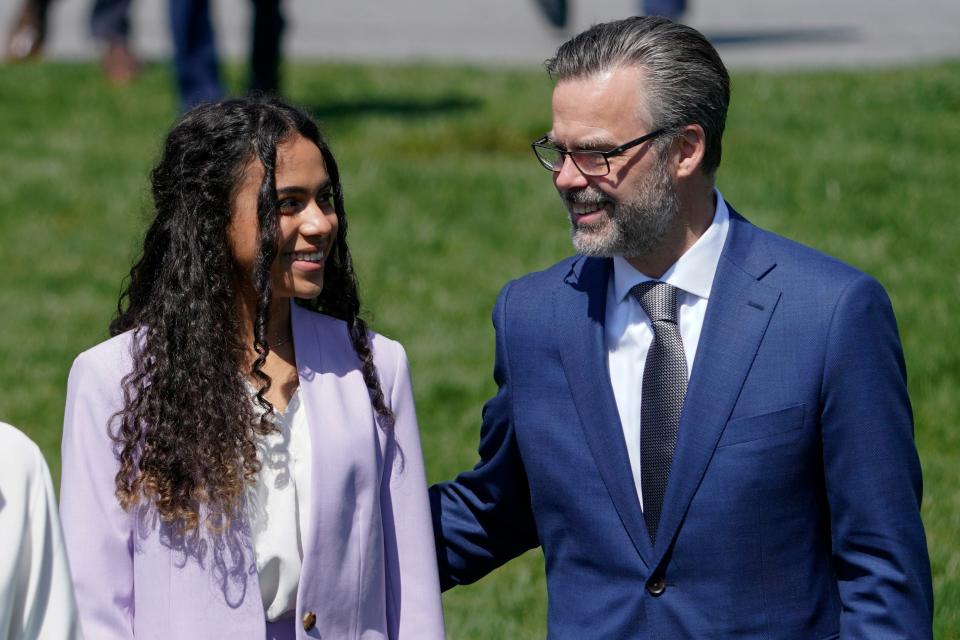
[{"xmin": 1, "ymin": 58, "xmax": 958, "ymax": 637}]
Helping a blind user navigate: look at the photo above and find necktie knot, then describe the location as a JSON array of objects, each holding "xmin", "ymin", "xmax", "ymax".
[{"xmin": 631, "ymin": 281, "xmax": 680, "ymax": 325}]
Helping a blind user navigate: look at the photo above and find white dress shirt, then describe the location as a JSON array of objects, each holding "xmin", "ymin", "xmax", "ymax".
[
  {"xmin": 605, "ymin": 190, "xmax": 730, "ymax": 510},
  {"xmin": 0, "ymin": 422, "xmax": 82, "ymax": 640},
  {"xmin": 246, "ymin": 388, "xmax": 313, "ymax": 622}
]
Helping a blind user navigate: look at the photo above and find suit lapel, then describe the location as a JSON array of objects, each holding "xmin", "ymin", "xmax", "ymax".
[
  {"xmin": 556, "ymin": 257, "xmax": 654, "ymax": 564},
  {"xmin": 650, "ymin": 210, "xmax": 781, "ymax": 564}
]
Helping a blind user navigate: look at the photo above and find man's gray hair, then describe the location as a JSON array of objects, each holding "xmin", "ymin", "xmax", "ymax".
[{"xmin": 545, "ymin": 16, "xmax": 730, "ymax": 176}]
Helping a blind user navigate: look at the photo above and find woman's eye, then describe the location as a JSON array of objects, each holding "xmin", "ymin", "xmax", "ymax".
[
  {"xmin": 317, "ymin": 192, "xmax": 334, "ymax": 206},
  {"xmin": 278, "ymin": 199, "xmax": 301, "ymax": 213}
]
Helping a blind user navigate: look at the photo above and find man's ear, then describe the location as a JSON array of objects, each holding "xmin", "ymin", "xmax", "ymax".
[{"xmin": 673, "ymin": 124, "xmax": 706, "ymax": 179}]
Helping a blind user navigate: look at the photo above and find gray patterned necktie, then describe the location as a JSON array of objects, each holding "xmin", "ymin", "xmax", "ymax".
[{"xmin": 631, "ymin": 281, "xmax": 688, "ymax": 544}]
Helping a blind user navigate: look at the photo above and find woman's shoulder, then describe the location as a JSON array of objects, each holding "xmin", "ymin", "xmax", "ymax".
[
  {"xmin": 292, "ymin": 305, "xmax": 407, "ymax": 368},
  {"xmin": 68, "ymin": 329, "xmax": 138, "ymax": 388},
  {"xmin": 0, "ymin": 422, "xmax": 44, "ymax": 480},
  {"xmin": 0, "ymin": 423, "xmax": 53, "ymax": 536}
]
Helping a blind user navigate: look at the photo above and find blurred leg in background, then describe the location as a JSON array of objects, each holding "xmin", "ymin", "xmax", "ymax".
[
  {"xmin": 532, "ymin": 0, "xmax": 684, "ymax": 30},
  {"xmin": 533, "ymin": 0, "xmax": 567, "ymax": 29},
  {"xmin": 249, "ymin": 0, "xmax": 283, "ymax": 95},
  {"xmin": 642, "ymin": 0, "xmax": 687, "ymax": 23},
  {"xmin": 169, "ymin": 0, "xmax": 224, "ymax": 109},
  {"xmin": 5, "ymin": 0, "xmax": 51, "ymax": 61},
  {"xmin": 6, "ymin": 0, "xmax": 139, "ymax": 84},
  {"xmin": 170, "ymin": 0, "xmax": 284, "ymax": 111},
  {"xmin": 91, "ymin": 0, "xmax": 140, "ymax": 84}
]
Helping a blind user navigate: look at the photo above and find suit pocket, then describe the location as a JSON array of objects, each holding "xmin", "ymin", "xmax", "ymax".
[{"xmin": 717, "ymin": 403, "xmax": 805, "ymax": 448}]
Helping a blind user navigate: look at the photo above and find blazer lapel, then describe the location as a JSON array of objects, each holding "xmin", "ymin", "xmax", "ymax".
[
  {"xmin": 291, "ymin": 299, "xmax": 324, "ymax": 405},
  {"xmin": 556, "ymin": 257, "xmax": 654, "ymax": 564},
  {"xmin": 650, "ymin": 210, "xmax": 781, "ymax": 564}
]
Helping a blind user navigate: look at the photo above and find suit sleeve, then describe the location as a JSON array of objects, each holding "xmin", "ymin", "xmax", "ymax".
[
  {"xmin": 820, "ymin": 274, "xmax": 933, "ymax": 638},
  {"xmin": 59, "ymin": 350, "xmax": 135, "ymax": 640},
  {"xmin": 429, "ymin": 281, "xmax": 540, "ymax": 590},
  {"xmin": 379, "ymin": 341, "xmax": 446, "ymax": 639}
]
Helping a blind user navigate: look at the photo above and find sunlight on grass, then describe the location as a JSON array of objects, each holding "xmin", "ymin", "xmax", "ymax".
[{"xmin": 0, "ymin": 59, "xmax": 957, "ymax": 637}]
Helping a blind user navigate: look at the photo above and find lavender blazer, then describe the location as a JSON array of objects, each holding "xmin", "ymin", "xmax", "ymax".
[{"xmin": 59, "ymin": 303, "xmax": 445, "ymax": 640}]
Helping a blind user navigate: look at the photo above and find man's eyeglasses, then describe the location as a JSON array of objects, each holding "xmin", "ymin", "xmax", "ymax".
[{"xmin": 531, "ymin": 129, "xmax": 667, "ymax": 177}]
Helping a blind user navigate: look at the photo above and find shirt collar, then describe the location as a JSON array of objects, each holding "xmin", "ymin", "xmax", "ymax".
[{"xmin": 612, "ymin": 188, "xmax": 730, "ymax": 303}]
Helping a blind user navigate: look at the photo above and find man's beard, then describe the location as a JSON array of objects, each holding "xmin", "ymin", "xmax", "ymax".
[{"xmin": 563, "ymin": 155, "xmax": 680, "ymax": 260}]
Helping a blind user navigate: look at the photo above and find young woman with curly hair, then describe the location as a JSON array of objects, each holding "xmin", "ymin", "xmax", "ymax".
[{"xmin": 58, "ymin": 97, "xmax": 445, "ymax": 640}]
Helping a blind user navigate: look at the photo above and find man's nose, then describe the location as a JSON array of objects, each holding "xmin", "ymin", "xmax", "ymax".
[{"xmin": 553, "ymin": 154, "xmax": 589, "ymax": 191}]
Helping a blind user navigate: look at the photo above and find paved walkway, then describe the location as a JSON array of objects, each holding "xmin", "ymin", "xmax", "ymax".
[{"xmin": 4, "ymin": 0, "xmax": 960, "ymax": 70}]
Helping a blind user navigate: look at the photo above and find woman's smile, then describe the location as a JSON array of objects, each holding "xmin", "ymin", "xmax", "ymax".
[{"xmin": 285, "ymin": 247, "xmax": 327, "ymax": 272}]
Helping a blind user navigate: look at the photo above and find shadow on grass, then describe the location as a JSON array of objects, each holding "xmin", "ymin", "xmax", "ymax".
[
  {"xmin": 705, "ymin": 27, "xmax": 859, "ymax": 47},
  {"xmin": 307, "ymin": 95, "xmax": 482, "ymax": 122}
]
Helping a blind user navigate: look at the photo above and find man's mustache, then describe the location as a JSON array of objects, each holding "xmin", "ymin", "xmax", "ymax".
[{"xmin": 561, "ymin": 188, "xmax": 612, "ymax": 206}]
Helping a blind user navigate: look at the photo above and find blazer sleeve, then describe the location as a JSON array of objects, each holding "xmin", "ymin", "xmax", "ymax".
[
  {"xmin": 428, "ymin": 281, "xmax": 539, "ymax": 590},
  {"xmin": 59, "ymin": 348, "xmax": 135, "ymax": 640},
  {"xmin": 379, "ymin": 340, "xmax": 446, "ymax": 639},
  {"xmin": 820, "ymin": 274, "xmax": 933, "ymax": 638}
]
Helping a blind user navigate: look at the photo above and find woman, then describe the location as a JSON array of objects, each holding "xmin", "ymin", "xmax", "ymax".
[
  {"xmin": 59, "ymin": 97, "xmax": 445, "ymax": 639},
  {"xmin": 0, "ymin": 421, "xmax": 81, "ymax": 640}
]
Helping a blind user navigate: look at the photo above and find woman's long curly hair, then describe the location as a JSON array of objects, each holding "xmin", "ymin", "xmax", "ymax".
[{"xmin": 109, "ymin": 96, "xmax": 392, "ymax": 533}]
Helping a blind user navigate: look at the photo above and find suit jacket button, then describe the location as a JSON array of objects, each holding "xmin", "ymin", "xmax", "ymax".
[
  {"xmin": 647, "ymin": 578, "xmax": 666, "ymax": 596},
  {"xmin": 302, "ymin": 611, "xmax": 317, "ymax": 631}
]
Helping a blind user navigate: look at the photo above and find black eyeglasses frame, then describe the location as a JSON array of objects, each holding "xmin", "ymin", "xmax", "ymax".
[{"xmin": 531, "ymin": 128, "xmax": 668, "ymax": 177}]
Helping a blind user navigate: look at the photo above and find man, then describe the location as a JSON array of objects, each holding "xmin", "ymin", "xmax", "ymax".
[{"xmin": 430, "ymin": 16, "xmax": 933, "ymax": 639}]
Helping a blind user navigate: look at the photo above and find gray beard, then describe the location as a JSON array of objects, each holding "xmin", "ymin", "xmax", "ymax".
[{"xmin": 567, "ymin": 156, "xmax": 680, "ymax": 260}]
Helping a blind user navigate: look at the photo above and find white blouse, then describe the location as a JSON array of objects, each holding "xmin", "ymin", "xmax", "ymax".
[
  {"xmin": 0, "ymin": 422, "xmax": 82, "ymax": 639},
  {"xmin": 246, "ymin": 388, "xmax": 313, "ymax": 622}
]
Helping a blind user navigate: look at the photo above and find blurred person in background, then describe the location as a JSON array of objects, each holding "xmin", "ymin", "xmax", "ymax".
[
  {"xmin": 171, "ymin": 0, "xmax": 284, "ymax": 111},
  {"xmin": 533, "ymin": 0, "xmax": 685, "ymax": 30},
  {"xmin": 0, "ymin": 421, "xmax": 81, "ymax": 640},
  {"xmin": 59, "ymin": 96, "xmax": 444, "ymax": 639},
  {"xmin": 431, "ymin": 16, "xmax": 932, "ymax": 639},
  {"xmin": 533, "ymin": 0, "xmax": 567, "ymax": 29},
  {"xmin": 643, "ymin": 0, "xmax": 685, "ymax": 22},
  {"xmin": 4, "ymin": 0, "xmax": 139, "ymax": 84}
]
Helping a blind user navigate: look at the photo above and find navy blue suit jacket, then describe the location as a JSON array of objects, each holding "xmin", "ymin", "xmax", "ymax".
[{"xmin": 431, "ymin": 207, "xmax": 933, "ymax": 638}]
